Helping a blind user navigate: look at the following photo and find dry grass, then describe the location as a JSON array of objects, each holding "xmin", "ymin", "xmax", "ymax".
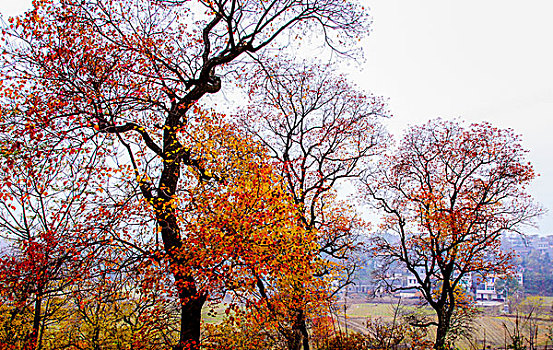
[{"xmin": 342, "ymin": 299, "xmax": 553, "ymax": 349}]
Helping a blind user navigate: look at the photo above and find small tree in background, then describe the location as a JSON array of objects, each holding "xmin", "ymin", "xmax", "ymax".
[{"xmin": 363, "ymin": 119, "xmax": 542, "ymax": 350}]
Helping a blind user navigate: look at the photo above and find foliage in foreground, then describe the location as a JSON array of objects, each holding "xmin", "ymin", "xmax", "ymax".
[
  {"xmin": 0, "ymin": 0, "xmax": 373, "ymax": 348},
  {"xmin": 0, "ymin": 0, "xmax": 542, "ymax": 349}
]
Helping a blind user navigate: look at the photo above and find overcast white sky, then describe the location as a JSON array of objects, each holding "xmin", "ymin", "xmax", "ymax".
[
  {"xmin": 2, "ymin": 0, "xmax": 552, "ymax": 233},
  {"xmin": 354, "ymin": 0, "xmax": 553, "ymax": 233}
]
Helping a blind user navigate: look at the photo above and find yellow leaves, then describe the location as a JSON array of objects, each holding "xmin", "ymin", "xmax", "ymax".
[{"xmin": 160, "ymin": 120, "xmax": 325, "ymax": 305}]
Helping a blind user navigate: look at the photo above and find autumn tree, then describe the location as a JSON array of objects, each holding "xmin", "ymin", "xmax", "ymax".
[
  {"xmin": 181, "ymin": 122, "xmax": 322, "ymax": 349},
  {"xmin": 0, "ymin": 102, "xmax": 167, "ymax": 349},
  {"xmin": 362, "ymin": 119, "xmax": 541, "ymax": 350},
  {"xmin": 0, "ymin": 106, "xmax": 107, "ymax": 349},
  {"xmin": 241, "ymin": 60, "xmax": 388, "ymax": 349},
  {"xmin": 1, "ymin": 0, "xmax": 371, "ymax": 348}
]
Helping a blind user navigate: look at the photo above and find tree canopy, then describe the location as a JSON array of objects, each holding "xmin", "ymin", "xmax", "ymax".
[
  {"xmin": 0, "ymin": 0, "xmax": 377, "ymax": 349},
  {"xmin": 363, "ymin": 119, "xmax": 541, "ymax": 350}
]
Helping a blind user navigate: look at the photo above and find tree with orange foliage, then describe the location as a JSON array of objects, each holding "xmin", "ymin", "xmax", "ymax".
[
  {"xmin": 242, "ymin": 60, "xmax": 389, "ymax": 350},
  {"xmin": 1, "ymin": 0, "xmax": 371, "ymax": 348},
  {"xmin": 362, "ymin": 119, "xmax": 542, "ymax": 350}
]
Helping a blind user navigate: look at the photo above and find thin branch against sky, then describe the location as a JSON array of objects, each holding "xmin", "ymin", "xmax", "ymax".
[{"xmin": 1, "ymin": 0, "xmax": 551, "ymax": 232}]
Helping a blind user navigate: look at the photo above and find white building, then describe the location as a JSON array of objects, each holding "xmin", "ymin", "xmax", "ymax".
[{"xmin": 473, "ymin": 271, "xmax": 523, "ymax": 303}]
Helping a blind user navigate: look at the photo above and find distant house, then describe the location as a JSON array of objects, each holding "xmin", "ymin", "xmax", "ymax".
[
  {"xmin": 473, "ymin": 271, "xmax": 523, "ymax": 303},
  {"xmin": 474, "ymin": 274, "xmax": 501, "ymax": 301}
]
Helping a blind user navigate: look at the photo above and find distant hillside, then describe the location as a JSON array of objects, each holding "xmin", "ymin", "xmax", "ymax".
[{"xmin": 503, "ymin": 234, "xmax": 553, "ymax": 296}]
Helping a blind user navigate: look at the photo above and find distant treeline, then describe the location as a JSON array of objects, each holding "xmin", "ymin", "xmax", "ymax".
[{"xmin": 521, "ymin": 251, "xmax": 553, "ymax": 296}]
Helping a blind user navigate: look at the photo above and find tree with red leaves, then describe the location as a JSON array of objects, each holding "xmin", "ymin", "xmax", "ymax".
[
  {"xmin": 1, "ymin": 0, "xmax": 371, "ymax": 348},
  {"xmin": 363, "ymin": 119, "xmax": 542, "ymax": 350},
  {"xmin": 0, "ymin": 108, "xmax": 104, "ymax": 349}
]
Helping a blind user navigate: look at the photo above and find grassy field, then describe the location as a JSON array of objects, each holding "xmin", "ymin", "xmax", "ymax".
[
  {"xmin": 199, "ymin": 297, "xmax": 553, "ymax": 348},
  {"xmin": 202, "ymin": 303, "xmax": 229, "ymax": 324},
  {"xmin": 340, "ymin": 298, "xmax": 553, "ymax": 349}
]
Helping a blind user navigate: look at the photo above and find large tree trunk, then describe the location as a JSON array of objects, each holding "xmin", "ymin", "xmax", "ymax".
[
  {"xmin": 175, "ymin": 286, "xmax": 206, "ymax": 350},
  {"xmin": 288, "ymin": 310, "xmax": 309, "ymax": 350},
  {"xmin": 155, "ymin": 115, "xmax": 209, "ymax": 350},
  {"xmin": 158, "ymin": 212, "xmax": 206, "ymax": 350},
  {"xmin": 300, "ymin": 318, "xmax": 310, "ymax": 350},
  {"xmin": 434, "ymin": 311, "xmax": 450, "ymax": 350}
]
